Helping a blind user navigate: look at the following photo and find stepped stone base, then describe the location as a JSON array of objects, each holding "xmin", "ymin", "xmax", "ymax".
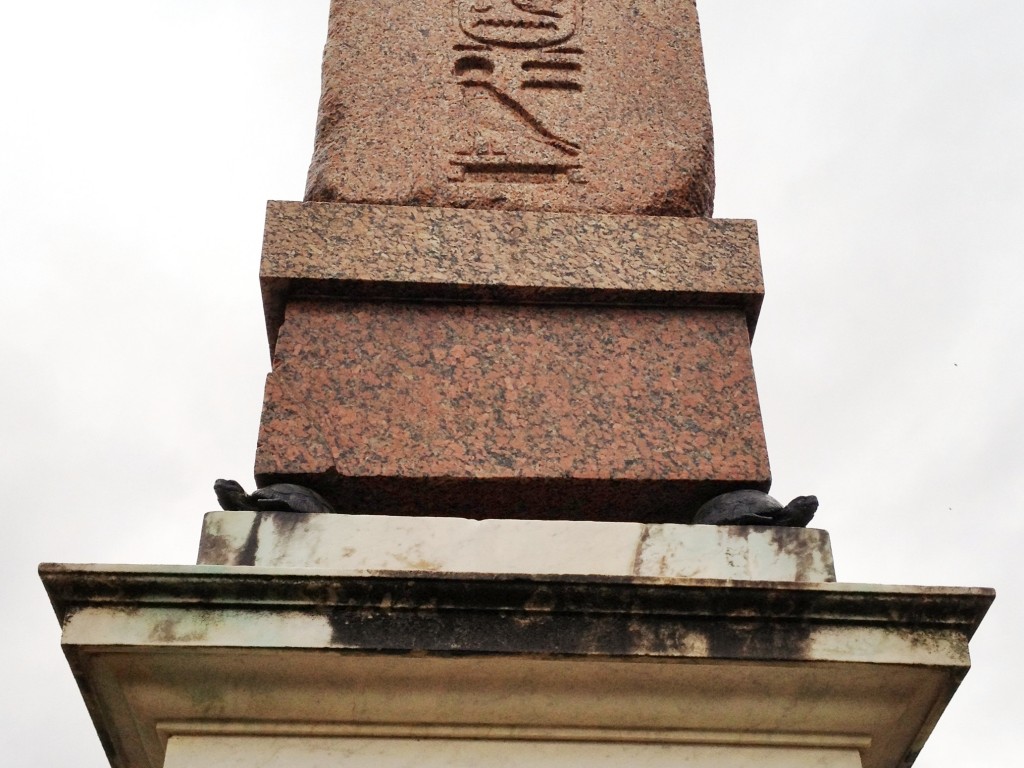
[{"xmin": 255, "ymin": 202, "xmax": 770, "ymax": 522}]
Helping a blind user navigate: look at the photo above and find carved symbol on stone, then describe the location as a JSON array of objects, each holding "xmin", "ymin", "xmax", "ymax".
[
  {"xmin": 457, "ymin": 0, "xmax": 579, "ymax": 49},
  {"xmin": 450, "ymin": 1, "xmax": 584, "ymax": 185}
]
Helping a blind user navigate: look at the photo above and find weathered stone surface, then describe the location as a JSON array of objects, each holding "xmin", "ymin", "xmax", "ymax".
[
  {"xmin": 40, "ymin": 563, "xmax": 994, "ymax": 768},
  {"xmin": 255, "ymin": 301, "xmax": 770, "ymax": 521},
  {"xmin": 197, "ymin": 511, "xmax": 837, "ymax": 582},
  {"xmin": 306, "ymin": 1, "xmax": 714, "ymax": 216},
  {"xmin": 260, "ymin": 202, "xmax": 763, "ymax": 353}
]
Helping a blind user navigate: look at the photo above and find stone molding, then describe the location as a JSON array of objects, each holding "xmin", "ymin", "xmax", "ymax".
[
  {"xmin": 40, "ymin": 564, "xmax": 993, "ymax": 768},
  {"xmin": 40, "ymin": 564, "xmax": 993, "ymax": 658},
  {"xmin": 260, "ymin": 201, "xmax": 763, "ymax": 354}
]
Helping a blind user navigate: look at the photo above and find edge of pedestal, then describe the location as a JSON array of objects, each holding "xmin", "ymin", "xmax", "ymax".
[
  {"xmin": 195, "ymin": 511, "xmax": 837, "ymax": 582},
  {"xmin": 40, "ymin": 563, "xmax": 993, "ymax": 768}
]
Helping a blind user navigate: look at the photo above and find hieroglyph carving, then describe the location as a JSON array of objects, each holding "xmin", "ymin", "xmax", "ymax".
[{"xmin": 450, "ymin": 0, "xmax": 584, "ymax": 184}]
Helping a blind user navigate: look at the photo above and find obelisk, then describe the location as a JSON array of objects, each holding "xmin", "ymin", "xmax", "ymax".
[
  {"xmin": 255, "ymin": 0, "xmax": 769, "ymax": 521},
  {"xmin": 41, "ymin": 5, "xmax": 993, "ymax": 768}
]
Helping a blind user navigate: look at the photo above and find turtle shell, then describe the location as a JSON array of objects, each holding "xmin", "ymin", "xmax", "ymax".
[
  {"xmin": 249, "ymin": 483, "xmax": 336, "ymax": 515},
  {"xmin": 693, "ymin": 490, "xmax": 783, "ymax": 525}
]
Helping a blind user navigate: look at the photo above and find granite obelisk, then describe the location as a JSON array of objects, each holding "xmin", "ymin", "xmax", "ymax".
[{"xmin": 255, "ymin": 0, "xmax": 769, "ymax": 520}]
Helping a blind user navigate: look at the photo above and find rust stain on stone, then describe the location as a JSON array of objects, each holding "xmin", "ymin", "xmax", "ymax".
[
  {"xmin": 765, "ymin": 527, "xmax": 836, "ymax": 582},
  {"xmin": 147, "ymin": 618, "xmax": 212, "ymax": 644}
]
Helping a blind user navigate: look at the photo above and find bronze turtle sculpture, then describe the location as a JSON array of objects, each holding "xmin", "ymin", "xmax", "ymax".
[
  {"xmin": 694, "ymin": 490, "xmax": 817, "ymax": 527},
  {"xmin": 214, "ymin": 479, "xmax": 336, "ymax": 515}
]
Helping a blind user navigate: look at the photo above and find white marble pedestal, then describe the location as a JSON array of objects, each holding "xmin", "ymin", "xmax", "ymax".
[
  {"xmin": 197, "ymin": 511, "xmax": 837, "ymax": 580},
  {"xmin": 41, "ymin": 516, "xmax": 992, "ymax": 768}
]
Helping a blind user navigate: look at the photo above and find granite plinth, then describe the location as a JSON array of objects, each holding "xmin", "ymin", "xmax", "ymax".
[
  {"xmin": 198, "ymin": 512, "xmax": 836, "ymax": 582},
  {"xmin": 40, "ymin": 563, "xmax": 994, "ymax": 768},
  {"xmin": 307, "ymin": 1, "xmax": 714, "ymax": 216},
  {"xmin": 255, "ymin": 301, "xmax": 770, "ymax": 521},
  {"xmin": 260, "ymin": 202, "xmax": 763, "ymax": 353}
]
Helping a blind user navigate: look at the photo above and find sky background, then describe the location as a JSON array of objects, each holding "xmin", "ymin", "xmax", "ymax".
[{"xmin": 2, "ymin": 1, "xmax": 1021, "ymax": 765}]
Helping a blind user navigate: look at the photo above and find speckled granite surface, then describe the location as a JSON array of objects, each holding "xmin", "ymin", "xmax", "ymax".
[
  {"xmin": 251, "ymin": 1, "xmax": 768, "ymax": 523},
  {"xmin": 306, "ymin": 0, "xmax": 714, "ymax": 217},
  {"xmin": 260, "ymin": 202, "xmax": 762, "ymax": 353},
  {"xmin": 255, "ymin": 300, "xmax": 770, "ymax": 522}
]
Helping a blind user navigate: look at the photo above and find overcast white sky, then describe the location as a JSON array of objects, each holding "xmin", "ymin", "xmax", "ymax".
[{"xmin": 2, "ymin": 2, "xmax": 1021, "ymax": 766}]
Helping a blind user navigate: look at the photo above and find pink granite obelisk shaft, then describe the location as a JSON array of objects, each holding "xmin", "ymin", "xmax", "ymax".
[{"xmin": 306, "ymin": 0, "xmax": 715, "ymax": 217}]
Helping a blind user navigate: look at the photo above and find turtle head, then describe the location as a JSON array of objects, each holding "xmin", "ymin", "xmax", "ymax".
[
  {"xmin": 214, "ymin": 479, "xmax": 249, "ymax": 511},
  {"xmin": 782, "ymin": 495, "xmax": 818, "ymax": 527}
]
